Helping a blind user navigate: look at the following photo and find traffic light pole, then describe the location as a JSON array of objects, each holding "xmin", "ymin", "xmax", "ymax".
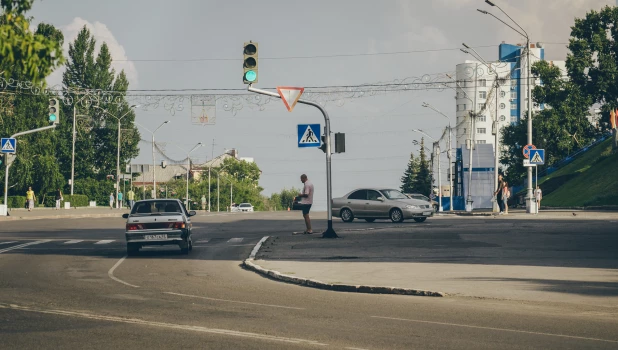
[
  {"xmin": 247, "ymin": 85, "xmax": 338, "ymax": 238},
  {"xmin": 3, "ymin": 125, "xmax": 57, "ymax": 208}
]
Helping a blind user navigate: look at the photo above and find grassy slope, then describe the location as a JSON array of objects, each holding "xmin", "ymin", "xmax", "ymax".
[{"xmin": 540, "ymin": 138, "xmax": 618, "ymax": 207}]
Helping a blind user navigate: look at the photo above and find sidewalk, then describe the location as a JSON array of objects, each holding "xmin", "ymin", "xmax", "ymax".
[
  {"xmin": 245, "ymin": 211, "xmax": 618, "ymax": 307},
  {"xmin": 1, "ymin": 207, "xmax": 130, "ymax": 220}
]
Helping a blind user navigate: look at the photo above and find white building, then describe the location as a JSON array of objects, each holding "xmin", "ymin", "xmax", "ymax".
[{"xmin": 455, "ymin": 42, "xmax": 566, "ymax": 149}]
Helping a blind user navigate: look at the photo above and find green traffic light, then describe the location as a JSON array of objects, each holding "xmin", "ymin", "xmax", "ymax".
[
  {"xmin": 244, "ymin": 70, "xmax": 257, "ymax": 82},
  {"xmin": 49, "ymin": 114, "xmax": 57, "ymax": 122}
]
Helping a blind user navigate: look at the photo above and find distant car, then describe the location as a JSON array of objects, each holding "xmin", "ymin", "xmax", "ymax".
[
  {"xmin": 332, "ymin": 188, "xmax": 434, "ymax": 223},
  {"xmin": 405, "ymin": 193, "xmax": 439, "ymax": 212},
  {"xmin": 238, "ymin": 203, "xmax": 254, "ymax": 212},
  {"xmin": 122, "ymin": 199, "xmax": 196, "ymax": 256}
]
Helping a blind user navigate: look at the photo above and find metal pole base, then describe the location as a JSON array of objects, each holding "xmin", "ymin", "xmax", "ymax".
[{"xmin": 322, "ymin": 220, "xmax": 338, "ymax": 238}]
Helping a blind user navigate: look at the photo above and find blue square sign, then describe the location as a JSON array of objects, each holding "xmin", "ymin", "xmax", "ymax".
[
  {"xmin": 529, "ymin": 149, "xmax": 545, "ymax": 165},
  {"xmin": 297, "ymin": 124, "xmax": 321, "ymax": 148},
  {"xmin": 1, "ymin": 138, "xmax": 16, "ymax": 154}
]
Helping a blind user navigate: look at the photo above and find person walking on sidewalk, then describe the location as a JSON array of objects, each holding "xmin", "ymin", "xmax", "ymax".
[
  {"xmin": 26, "ymin": 187, "xmax": 36, "ymax": 211},
  {"xmin": 109, "ymin": 193, "xmax": 114, "ymax": 209},
  {"xmin": 117, "ymin": 191, "xmax": 123, "ymax": 209},
  {"xmin": 127, "ymin": 189, "xmax": 135, "ymax": 209},
  {"xmin": 494, "ymin": 174, "xmax": 505, "ymax": 214},
  {"xmin": 534, "ymin": 185, "xmax": 543, "ymax": 214},
  {"xmin": 502, "ymin": 181, "xmax": 510, "ymax": 214},
  {"xmin": 295, "ymin": 174, "xmax": 314, "ymax": 234},
  {"xmin": 54, "ymin": 188, "xmax": 63, "ymax": 210}
]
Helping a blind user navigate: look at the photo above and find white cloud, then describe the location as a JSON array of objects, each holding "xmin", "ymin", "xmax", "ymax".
[{"xmin": 47, "ymin": 17, "xmax": 138, "ymax": 89}]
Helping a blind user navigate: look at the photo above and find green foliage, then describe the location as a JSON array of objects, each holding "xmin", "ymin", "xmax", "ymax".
[
  {"xmin": 400, "ymin": 138, "xmax": 432, "ymax": 196},
  {"xmin": 73, "ymin": 178, "xmax": 114, "ymax": 206},
  {"xmin": 220, "ymin": 157, "xmax": 261, "ymax": 184},
  {"xmin": 6, "ymin": 195, "xmax": 25, "ymax": 208},
  {"xmin": 400, "ymin": 152, "xmax": 420, "ymax": 194},
  {"xmin": 0, "ymin": 0, "xmax": 64, "ymax": 83},
  {"xmin": 265, "ymin": 187, "xmax": 299, "ymax": 211},
  {"xmin": 43, "ymin": 194, "xmax": 88, "ymax": 207}
]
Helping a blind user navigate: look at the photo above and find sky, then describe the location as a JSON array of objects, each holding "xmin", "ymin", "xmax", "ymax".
[{"xmin": 26, "ymin": 0, "xmax": 612, "ymax": 210}]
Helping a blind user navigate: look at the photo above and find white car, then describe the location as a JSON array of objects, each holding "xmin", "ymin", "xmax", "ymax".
[{"xmin": 238, "ymin": 203, "xmax": 254, "ymax": 212}]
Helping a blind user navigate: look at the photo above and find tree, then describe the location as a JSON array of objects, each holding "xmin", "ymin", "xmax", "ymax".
[
  {"xmin": 416, "ymin": 138, "xmax": 432, "ymax": 195},
  {"xmin": 0, "ymin": 0, "xmax": 64, "ymax": 84},
  {"xmin": 400, "ymin": 152, "xmax": 419, "ymax": 194}
]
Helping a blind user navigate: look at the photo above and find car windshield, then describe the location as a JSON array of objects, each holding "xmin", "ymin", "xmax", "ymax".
[
  {"xmin": 132, "ymin": 201, "xmax": 183, "ymax": 214},
  {"xmin": 239, "ymin": 203, "xmax": 251, "ymax": 208},
  {"xmin": 380, "ymin": 189, "xmax": 408, "ymax": 200}
]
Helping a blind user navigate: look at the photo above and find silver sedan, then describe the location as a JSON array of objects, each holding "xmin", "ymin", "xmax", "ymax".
[{"xmin": 332, "ymin": 188, "xmax": 434, "ymax": 223}]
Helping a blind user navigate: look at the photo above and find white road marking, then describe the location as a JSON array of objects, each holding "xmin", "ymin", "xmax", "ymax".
[
  {"xmin": 345, "ymin": 347, "xmax": 370, "ymax": 350},
  {"xmin": 64, "ymin": 240, "xmax": 83, "ymax": 244},
  {"xmin": 193, "ymin": 239, "xmax": 209, "ymax": 244},
  {"xmin": 370, "ymin": 316, "xmax": 618, "ymax": 344},
  {"xmin": 164, "ymin": 292, "xmax": 305, "ymax": 310},
  {"xmin": 107, "ymin": 255, "xmax": 139, "ymax": 288},
  {"xmin": 227, "ymin": 238, "xmax": 243, "ymax": 243},
  {"xmin": 0, "ymin": 240, "xmax": 51, "ymax": 254},
  {"xmin": 0, "ymin": 303, "xmax": 327, "ymax": 346},
  {"xmin": 95, "ymin": 240, "xmax": 114, "ymax": 244},
  {"xmin": 0, "ymin": 241, "xmax": 17, "ymax": 245}
]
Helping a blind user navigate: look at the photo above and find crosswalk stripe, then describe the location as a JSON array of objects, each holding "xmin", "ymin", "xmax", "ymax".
[
  {"xmin": 64, "ymin": 240, "xmax": 83, "ymax": 244},
  {"xmin": 94, "ymin": 240, "xmax": 114, "ymax": 245},
  {"xmin": 0, "ymin": 240, "xmax": 51, "ymax": 254},
  {"xmin": 0, "ymin": 241, "xmax": 17, "ymax": 245},
  {"xmin": 227, "ymin": 238, "xmax": 243, "ymax": 243}
]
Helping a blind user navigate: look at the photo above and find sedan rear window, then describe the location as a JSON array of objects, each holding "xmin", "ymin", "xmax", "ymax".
[
  {"xmin": 239, "ymin": 203, "xmax": 251, "ymax": 208},
  {"xmin": 132, "ymin": 201, "xmax": 183, "ymax": 214}
]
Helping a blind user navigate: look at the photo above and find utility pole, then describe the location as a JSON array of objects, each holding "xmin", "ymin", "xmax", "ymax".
[{"xmin": 208, "ymin": 138, "xmax": 215, "ymax": 212}]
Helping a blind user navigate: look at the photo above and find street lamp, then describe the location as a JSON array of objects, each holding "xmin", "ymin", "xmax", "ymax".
[
  {"xmin": 178, "ymin": 143, "xmax": 203, "ymax": 211},
  {"xmin": 95, "ymin": 104, "xmax": 139, "ymax": 209},
  {"xmin": 422, "ymin": 102, "xmax": 454, "ymax": 212},
  {"xmin": 480, "ymin": 0, "xmax": 535, "ymax": 213},
  {"xmin": 411, "ymin": 129, "xmax": 440, "ymax": 205},
  {"xmin": 133, "ymin": 120, "xmax": 171, "ymax": 199},
  {"xmin": 461, "ymin": 43, "xmax": 501, "ymax": 213}
]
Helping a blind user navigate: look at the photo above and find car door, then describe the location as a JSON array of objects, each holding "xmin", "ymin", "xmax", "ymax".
[
  {"xmin": 345, "ymin": 190, "xmax": 367, "ymax": 217},
  {"xmin": 364, "ymin": 190, "xmax": 386, "ymax": 217}
]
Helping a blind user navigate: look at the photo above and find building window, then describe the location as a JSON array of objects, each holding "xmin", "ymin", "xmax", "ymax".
[
  {"xmin": 477, "ymin": 128, "xmax": 486, "ymax": 134},
  {"xmin": 500, "ymin": 103, "xmax": 506, "ymax": 109},
  {"xmin": 500, "ymin": 115, "xmax": 506, "ymax": 122},
  {"xmin": 500, "ymin": 91, "xmax": 506, "ymax": 98},
  {"xmin": 510, "ymin": 116, "xmax": 518, "ymax": 123},
  {"xmin": 477, "ymin": 115, "xmax": 486, "ymax": 122},
  {"xmin": 499, "ymin": 78, "xmax": 508, "ymax": 86},
  {"xmin": 479, "ymin": 79, "xmax": 487, "ymax": 87},
  {"xmin": 457, "ymin": 104, "xmax": 467, "ymax": 111},
  {"xmin": 476, "ymin": 140, "xmax": 487, "ymax": 144},
  {"xmin": 511, "ymin": 78, "xmax": 517, "ymax": 87},
  {"xmin": 479, "ymin": 91, "xmax": 487, "ymax": 99},
  {"xmin": 511, "ymin": 103, "xmax": 517, "ymax": 110},
  {"xmin": 511, "ymin": 91, "xmax": 517, "ymax": 99}
]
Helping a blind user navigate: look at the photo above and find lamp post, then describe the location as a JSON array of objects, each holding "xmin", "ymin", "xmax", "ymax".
[
  {"xmin": 412, "ymin": 129, "xmax": 440, "ymax": 209},
  {"xmin": 183, "ymin": 143, "xmax": 203, "ymax": 211},
  {"xmin": 133, "ymin": 120, "xmax": 171, "ymax": 199},
  {"xmin": 462, "ymin": 43, "xmax": 501, "ymax": 212},
  {"xmin": 422, "ymin": 102, "xmax": 454, "ymax": 212},
  {"xmin": 480, "ymin": 0, "xmax": 534, "ymax": 213},
  {"xmin": 96, "ymin": 105, "xmax": 139, "ymax": 209}
]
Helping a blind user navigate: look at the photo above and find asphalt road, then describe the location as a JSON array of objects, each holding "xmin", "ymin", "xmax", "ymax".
[{"xmin": 0, "ymin": 212, "xmax": 617, "ymax": 349}]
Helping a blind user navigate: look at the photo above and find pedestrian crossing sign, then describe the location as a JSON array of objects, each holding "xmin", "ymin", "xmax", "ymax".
[
  {"xmin": 297, "ymin": 124, "xmax": 321, "ymax": 148},
  {"xmin": 529, "ymin": 149, "xmax": 545, "ymax": 165},
  {"xmin": 1, "ymin": 138, "xmax": 16, "ymax": 153}
]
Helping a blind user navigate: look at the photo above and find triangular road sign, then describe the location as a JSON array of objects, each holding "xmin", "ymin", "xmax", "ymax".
[
  {"xmin": 299, "ymin": 125, "xmax": 319, "ymax": 144},
  {"xmin": 277, "ymin": 86, "xmax": 304, "ymax": 112}
]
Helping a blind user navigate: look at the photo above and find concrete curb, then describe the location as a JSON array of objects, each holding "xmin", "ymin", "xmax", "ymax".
[
  {"xmin": 242, "ymin": 236, "xmax": 446, "ymax": 298},
  {"xmin": 0, "ymin": 213, "xmax": 126, "ymax": 221}
]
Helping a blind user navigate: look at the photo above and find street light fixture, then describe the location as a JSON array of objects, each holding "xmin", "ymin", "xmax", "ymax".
[
  {"xmin": 422, "ymin": 102, "xmax": 454, "ymax": 212},
  {"xmin": 461, "ymin": 43, "xmax": 501, "ymax": 213},
  {"xmin": 95, "ymin": 104, "xmax": 139, "ymax": 209},
  {"xmin": 179, "ymin": 142, "xmax": 203, "ymax": 211},
  {"xmin": 480, "ymin": 0, "xmax": 535, "ymax": 213}
]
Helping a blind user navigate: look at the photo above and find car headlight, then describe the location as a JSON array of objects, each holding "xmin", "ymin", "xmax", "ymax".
[{"xmin": 404, "ymin": 205, "xmax": 420, "ymax": 209}]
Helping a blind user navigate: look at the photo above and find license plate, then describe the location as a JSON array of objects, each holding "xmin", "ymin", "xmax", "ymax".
[
  {"xmin": 144, "ymin": 234, "xmax": 167, "ymax": 240},
  {"xmin": 422, "ymin": 211, "xmax": 431, "ymax": 216}
]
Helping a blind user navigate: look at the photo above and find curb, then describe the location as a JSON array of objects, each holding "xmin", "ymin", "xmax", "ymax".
[
  {"xmin": 242, "ymin": 236, "xmax": 446, "ymax": 298},
  {"xmin": 0, "ymin": 213, "xmax": 126, "ymax": 221}
]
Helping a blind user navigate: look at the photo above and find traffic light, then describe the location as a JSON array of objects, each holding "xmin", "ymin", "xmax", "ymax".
[
  {"xmin": 49, "ymin": 98, "xmax": 59, "ymax": 124},
  {"xmin": 243, "ymin": 41, "xmax": 258, "ymax": 84},
  {"xmin": 335, "ymin": 133, "xmax": 345, "ymax": 153},
  {"xmin": 319, "ymin": 135, "xmax": 327, "ymax": 153}
]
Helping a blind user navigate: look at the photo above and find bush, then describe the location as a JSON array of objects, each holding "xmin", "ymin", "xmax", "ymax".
[
  {"xmin": 43, "ymin": 194, "xmax": 89, "ymax": 207},
  {"xmin": 7, "ymin": 196, "xmax": 27, "ymax": 209}
]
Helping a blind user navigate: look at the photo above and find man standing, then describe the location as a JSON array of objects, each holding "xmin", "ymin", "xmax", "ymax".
[
  {"xmin": 127, "ymin": 188, "xmax": 135, "ymax": 209},
  {"xmin": 55, "ymin": 188, "xmax": 63, "ymax": 210},
  {"xmin": 26, "ymin": 187, "xmax": 36, "ymax": 211},
  {"xmin": 117, "ymin": 191, "xmax": 123, "ymax": 209},
  {"xmin": 109, "ymin": 193, "xmax": 114, "ymax": 209},
  {"xmin": 494, "ymin": 174, "xmax": 505, "ymax": 215},
  {"xmin": 296, "ymin": 174, "xmax": 314, "ymax": 234},
  {"xmin": 534, "ymin": 185, "xmax": 543, "ymax": 214}
]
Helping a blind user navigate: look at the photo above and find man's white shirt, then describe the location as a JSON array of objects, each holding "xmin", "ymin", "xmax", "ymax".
[{"xmin": 300, "ymin": 181, "xmax": 314, "ymax": 205}]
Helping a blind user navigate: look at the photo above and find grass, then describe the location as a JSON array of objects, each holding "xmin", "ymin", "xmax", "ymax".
[{"xmin": 539, "ymin": 138, "xmax": 618, "ymax": 207}]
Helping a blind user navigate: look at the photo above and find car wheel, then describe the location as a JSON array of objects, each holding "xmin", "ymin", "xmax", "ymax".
[
  {"xmin": 126, "ymin": 243, "xmax": 139, "ymax": 256},
  {"xmin": 433, "ymin": 204, "xmax": 439, "ymax": 212},
  {"xmin": 189, "ymin": 239, "xmax": 193, "ymax": 251},
  {"xmin": 365, "ymin": 218, "xmax": 376, "ymax": 223},
  {"xmin": 390, "ymin": 208, "xmax": 404, "ymax": 223},
  {"xmin": 413, "ymin": 217, "xmax": 427, "ymax": 223},
  {"xmin": 340, "ymin": 208, "xmax": 354, "ymax": 222}
]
